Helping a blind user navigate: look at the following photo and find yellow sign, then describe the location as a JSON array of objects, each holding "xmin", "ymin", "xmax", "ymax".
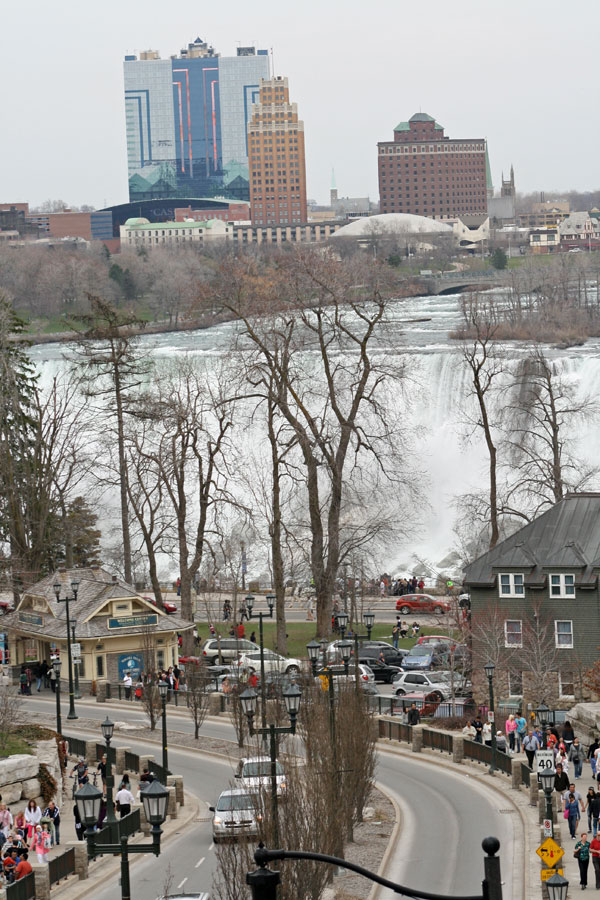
[
  {"xmin": 318, "ymin": 674, "xmax": 329, "ymax": 692},
  {"xmin": 536, "ymin": 838, "xmax": 564, "ymax": 867},
  {"xmin": 541, "ymin": 868, "xmax": 564, "ymax": 883}
]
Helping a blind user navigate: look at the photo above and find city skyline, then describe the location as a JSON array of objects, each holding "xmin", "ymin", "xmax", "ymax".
[{"xmin": 2, "ymin": 0, "xmax": 599, "ymax": 209}]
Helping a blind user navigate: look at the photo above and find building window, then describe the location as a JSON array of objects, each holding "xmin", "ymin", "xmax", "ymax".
[
  {"xmin": 555, "ymin": 620, "xmax": 573, "ymax": 649},
  {"xmin": 96, "ymin": 656, "xmax": 104, "ymax": 678},
  {"xmin": 504, "ymin": 620, "xmax": 522, "ymax": 647},
  {"xmin": 550, "ymin": 574, "xmax": 575, "ymax": 598},
  {"xmin": 499, "ymin": 574, "xmax": 524, "ymax": 597},
  {"xmin": 508, "ymin": 671, "xmax": 523, "ymax": 697},
  {"xmin": 559, "ymin": 672, "xmax": 575, "ymax": 698}
]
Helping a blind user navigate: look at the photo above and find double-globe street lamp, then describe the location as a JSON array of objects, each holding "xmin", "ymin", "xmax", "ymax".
[
  {"xmin": 239, "ymin": 683, "xmax": 301, "ymax": 847},
  {"xmin": 76, "ymin": 779, "xmax": 169, "ymax": 900},
  {"xmin": 245, "ymin": 593, "xmax": 275, "ymax": 740},
  {"xmin": 54, "ymin": 657, "xmax": 62, "ymax": 735},
  {"xmin": 101, "ymin": 716, "xmax": 118, "ymax": 827},
  {"xmin": 158, "ymin": 680, "xmax": 169, "ymax": 775},
  {"xmin": 539, "ymin": 766, "xmax": 556, "ymax": 839},
  {"xmin": 53, "ymin": 578, "xmax": 79, "ymax": 720},
  {"xmin": 337, "ymin": 609, "xmax": 375, "ymax": 693},
  {"xmin": 71, "ymin": 619, "xmax": 81, "ymax": 700},
  {"xmin": 484, "ymin": 662, "xmax": 497, "ymax": 775},
  {"xmin": 536, "ymin": 702, "xmax": 552, "ymax": 750}
]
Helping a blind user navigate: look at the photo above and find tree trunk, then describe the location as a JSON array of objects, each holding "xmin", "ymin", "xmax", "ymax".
[
  {"xmin": 268, "ymin": 399, "xmax": 287, "ymax": 655},
  {"xmin": 113, "ymin": 365, "xmax": 133, "ymax": 584}
]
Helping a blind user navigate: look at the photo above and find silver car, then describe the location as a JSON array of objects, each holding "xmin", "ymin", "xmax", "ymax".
[
  {"xmin": 210, "ymin": 789, "xmax": 261, "ymax": 843},
  {"xmin": 235, "ymin": 756, "xmax": 287, "ymax": 796},
  {"xmin": 393, "ymin": 670, "xmax": 470, "ymax": 698}
]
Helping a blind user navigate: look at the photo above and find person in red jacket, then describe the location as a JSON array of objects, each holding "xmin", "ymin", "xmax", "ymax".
[{"xmin": 237, "ymin": 622, "xmax": 245, "ymax": 639}]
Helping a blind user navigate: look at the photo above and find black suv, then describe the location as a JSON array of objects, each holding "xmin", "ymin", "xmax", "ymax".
[
  {"xmin": 360, "ymin": 643, "xmax": 407, "ymax": 668},
  {"xmin": 358, "ymin": 655, "xmax": 402, "ymax": 684}
]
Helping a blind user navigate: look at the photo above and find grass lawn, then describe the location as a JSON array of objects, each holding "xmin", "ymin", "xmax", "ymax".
[
  {"xmin": 192, "ymin": 619, "xmax": 455, "ymax": 660},
  {"xmin": 0, "ymin": 735, "xmax": 33, "ymax": 758}
]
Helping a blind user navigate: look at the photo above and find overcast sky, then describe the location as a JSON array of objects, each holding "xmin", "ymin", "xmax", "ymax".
[{"xmin": 2, "ymin": 0, "xmax": 598, "ymax": 210}]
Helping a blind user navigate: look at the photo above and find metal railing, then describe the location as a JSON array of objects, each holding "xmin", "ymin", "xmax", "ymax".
[
  {"xmin": 66, "ymin": 736, "xmax": 87, "ymax": 758},
  {"xmin": 378, "ymin": 718, "xmax": 413, "ymax": 744},
  {"xmin": 520, "ymin": 762, "xmax": 531, "ymax": 787},
  {"xmin": 95, "ymin": 808, "xmax": 141, "ymax": 846},
  {"xmin": 125, "ymin": 751, "xmax": 140, "ymax": 773},
  {"xmin": 495, "ymin": 749, "xmax": 513, "ymax": 776},
  {"xmin": 148, "ymin": 759, "xmax": 169, "ymax": 782},
  {"xmin": 95, "ymin": 743, "xmax": 105, "ymax": 762},
  {"xmin": 463, "ymin": 739, "xmax": 494, "ymax": 766},
  {"xmin": 422, "ymin": 728, "xmax": 454, "ymax": 754},
  {"xmin": 48, "ymin": 847, "xmax": 76, "ymax": 885},
  {"xmin": 6, "ymin": 872, "xmax": 35, "ymax": 899}
]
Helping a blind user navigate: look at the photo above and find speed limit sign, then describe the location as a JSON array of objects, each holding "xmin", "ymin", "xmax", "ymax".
[{"xmin": 535, "ymin": 749, "xmax": 554, "ymax": 781}]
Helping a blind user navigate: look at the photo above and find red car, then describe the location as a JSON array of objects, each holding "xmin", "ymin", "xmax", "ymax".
[
  {"xmin": 395, "ymin": 594, "xmax": 450, "ymax": 616},
  {"xmin": 417, "ymin": 634, "xmax": 457, "ymax": 647},
  {"xmin": 144, "ymin": 596, "xmax": 177, "ymax": 614}
]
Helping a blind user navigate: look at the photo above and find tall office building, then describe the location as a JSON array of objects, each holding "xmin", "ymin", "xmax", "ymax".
[
  {"xmin": 377, "ymin": 113, "xmax": 488, "ymax": 218},
  {"xmin": 247, "ymin": 76, "xmax": 307, "ymax": 226},
  {"xmin": 123, "ymin": 38, "xmax": 270, "ymax": 203}
]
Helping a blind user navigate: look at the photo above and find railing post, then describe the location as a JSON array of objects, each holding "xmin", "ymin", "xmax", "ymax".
[
  {"xmin": 452, "ymin": 734, "xmax": 464, "ymax": 764},
  {"xmin": 31, "ymin": 864, "xmax": 51, "ymax": 900},
  {"xmin": 411, "ymin": 725, "xmax": 423, "ymax": 753},
  {"xmin": 511, "ymin": 758, "xmax": 522, "ymax": 790},
  {"xmin": 68, "ymin": 840, "xmax": 89, "ymax": 880},
  {"xmin": 114, "ymin": 746, "xmax": 129, "ymax": 775},
  {"xmin": 482, "ymin": 836, "xmax": 503, "ymax": 900}
]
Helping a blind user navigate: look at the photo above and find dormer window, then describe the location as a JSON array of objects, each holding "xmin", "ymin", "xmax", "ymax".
[
  {"xmin": 550, "ymin": 575, "xmax": 575, "ymax": 598},
  {"xmin": 499, "ymin": 574, "xmax": 524, "ymax": 597}
]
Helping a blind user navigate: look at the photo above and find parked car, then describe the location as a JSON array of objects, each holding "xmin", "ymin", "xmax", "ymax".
[
  {"xmin": 315, "ymin": 663, "xmax": 375, "ymax": 687},
  {"xmin": 210, "ymin": 789, "xmax": 262, "ymax": 842},
  {"xmin": 158, "ymin": 894, "xmax": 209, "ymax": 900},
  {"xmin": 399, "ymin": 642, "xmax": 450, "ymax": 671},
  {"xmin": 358, "ymin": 656, "xmax": 402, "ymax": 684},
  {"xmin": 235, "ymin": 756, "xmax": 286, "ymax": 796},
  {"xmin": 416, "ymin": 634, "xmax": 456, "ymax": 647},
  {"xmin": 360, "ymin": 643, "xmax": 408, "ymax": 667},
  {"xmin": 394, "ymin": 691, "xmax": 443, "ymax": 717},
  {"xmin": 143, "ymin": 596, "xmax": 178, "ymax": 614},
  {"xmin": 232, "ymin": 649, "xmax": 303, "ymax": 675},
  {"xmin": 395, "ymin": 594, "xmax": 450, "ymax": 615},
  {"xmin": 201, "ymin": 638, "xmax": 258, "ymax": 665},
  {"xmin": 393, "ymin": 670, "xmax": 470, "ymax": 698}
]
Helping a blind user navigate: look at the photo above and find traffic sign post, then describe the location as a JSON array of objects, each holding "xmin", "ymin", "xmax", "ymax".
[
  {"xmin": 71, "ymin": 642, "xmax": 81, "ymax": 659},
  {"xmin": 543, "ymin": 818, "xmax": 552, "ymax": 838},
  {"xmin": 535, "ymin": 749, "xmax": 555, "ymax": 782},
  {"xmin": 536, "ymin": 837, "xmax": 564, "ymax": 869},
  {"xmin": 541, "ymin": 867, "xmax": 564, "ymax": 882}
]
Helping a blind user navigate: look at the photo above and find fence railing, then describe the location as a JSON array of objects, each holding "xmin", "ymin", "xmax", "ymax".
[
  {"xmin": 48, "ymin": 847, "xmax": 76, "ymax": 886},
  {"xmin": 422, "ymin": 728, "xmax": 454, "ymax": 754},
  {"xmin": 148, "ymin": 759, "xmax": 170, "ymax": 782},
  {"xmin": 520, "ymin": 762, "xmax": 531, "ymax": 787},
  {"xmin": 95, "ymin": 808, "xmax": 141, "ymax": 846},
  {"xmin": 6, "ymin": 872, "xmax": 35, "ymax": 900},
  {"xmin": 125, "ymin": 751, "xmax": 140, "ymax": 773},
  {"xmin": 495, "ymin": 748, "xmax": 513, "ymax": 776},
  {"xmin": 463, "ymin": 739, "xmax": 493, "ymax": 766},
  {"xmin": 95, "ymin": 743, "xmax": 105, "ymax": 762},
  {"xmin": 378, "ymin": 718, "xmax": 413, "ymax": 744},
  {"xmin": 66, "ymin": 736, "xmax": 87, "ymax": 758}
]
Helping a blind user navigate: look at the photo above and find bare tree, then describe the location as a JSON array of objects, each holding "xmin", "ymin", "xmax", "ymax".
[
  {"xmin": 186, "ymin": 666, "xmax": 211, "ymax": 739},
  {"xmin": 139, "ymin": 626, "xmax": 161, "ymax": 731}
]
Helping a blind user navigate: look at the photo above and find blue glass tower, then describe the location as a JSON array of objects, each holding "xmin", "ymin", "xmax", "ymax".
[{"xmin": 124, "ymin": 39, "xmax": 270, "ymax": 203}]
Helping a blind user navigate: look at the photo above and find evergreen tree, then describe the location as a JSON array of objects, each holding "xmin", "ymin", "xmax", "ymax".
[{"xmin": 491, "ymin": 248, "xmax": 507, "ymax": 270}]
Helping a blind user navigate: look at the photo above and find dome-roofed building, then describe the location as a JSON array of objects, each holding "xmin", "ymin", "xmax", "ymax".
[{"xmin": 332, "ymin": 213, "xmax": 453, "ymax": 239}]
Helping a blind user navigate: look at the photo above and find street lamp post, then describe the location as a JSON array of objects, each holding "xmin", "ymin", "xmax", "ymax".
[
  {"xmin": 53, "ymin": 578, "xmax": 79, "ymax": 720},
  {"xmin": 240, "ymin": 684, "xmax": 301, "ymax": 847},
  {"xmin": 71, "ymin": 619, "xmax": 81, "ymax": 700},
  {"xmin": 546, "ymin": 871, "xmax": 569, "ymax": 900},
  {"xmin": 539, "ymin": 768, "xmax": 556, "ymax": 838},
  {"xmin": 484, "ymin": 662, "xmax": 497, "ymax": 775},
  {"xmin": 76, "ymin": 779, "xmax": 169, "ymax": 900},
  {"xmin": 351, "ymin": 610, "xmax": 375, "ymax": 694},
  {"xmin": 158, "ymin": 680, "xmax": 169, "ymax": 775},
  {"xmin": 245, "ymin": 594, "xmax": 275, "ymax": 738},
  {"xmin": 54, "ymin": 658, "xmax": 62, "ymax": 735},
  {"xmin": 101, "ymin": 716, "xmax": 118, "ymax": 826},
  {"xmin": 536, "ymin": 703, "xmax": 550, "ymax": 750}
]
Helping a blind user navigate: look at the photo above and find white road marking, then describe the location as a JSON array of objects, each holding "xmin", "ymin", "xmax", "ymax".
[
  {"xmin": 177, "ymin": 878, "xmax": 187, "ymax": 890},
  {"xmin": 209, "ymin": 842, "xmax": 214, "ymax": 851},
  {"xmin": 195, "ymin": 857, "xmax": 205, "ymax": 868}
]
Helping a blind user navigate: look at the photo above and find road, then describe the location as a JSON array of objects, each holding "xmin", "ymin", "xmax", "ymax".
[{"xmin": 23, "ymin": 695, "xmax": 521, "ymax": 899}]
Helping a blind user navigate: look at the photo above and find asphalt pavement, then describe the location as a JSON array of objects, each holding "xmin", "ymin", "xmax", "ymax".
[{"xmin": 22, "ymin": 694, "xmax": 521, "ymax": 900}]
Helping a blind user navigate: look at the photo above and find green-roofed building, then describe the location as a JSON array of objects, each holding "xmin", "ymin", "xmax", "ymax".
[
  {"xmin": 120, "ymin": 216, "xmax": 233, "ymax": 248},
  {"xmin": 378, "ymin": 112, "xmax": 488, "ymax": 219}
]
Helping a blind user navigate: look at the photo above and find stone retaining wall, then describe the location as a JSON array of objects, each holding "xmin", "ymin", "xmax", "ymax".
[{"xmin": 0, "ymin": 738, "xmax": 61, "ymax": 810}]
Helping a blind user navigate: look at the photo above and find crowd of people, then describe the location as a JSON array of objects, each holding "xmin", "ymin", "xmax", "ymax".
[
  {"xmin": 378, "ymin": 575, "xmax": 425, "ymax": 597},
  {"xmin": 0, "ymin": 796, "xmax": 63, "ymax": 883}
]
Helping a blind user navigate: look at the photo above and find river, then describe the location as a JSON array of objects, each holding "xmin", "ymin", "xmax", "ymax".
[{"xmin": 28, "ymin": 291, "xmax": 600, "ymax": 578}]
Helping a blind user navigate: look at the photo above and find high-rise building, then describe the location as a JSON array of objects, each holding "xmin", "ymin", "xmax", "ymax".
[
  {"xmin": 123, "ymin": 38, "xmax": 270, "ymax": 203},
  {"xmin": 377, "ymin": 113, "xmax": 488, "ymax": 218},
  {"xmin": 247, "ymin": 76, "xmax": 307, "ymax": 227}
]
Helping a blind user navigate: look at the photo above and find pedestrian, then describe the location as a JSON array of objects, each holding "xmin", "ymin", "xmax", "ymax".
[
  {"xmin": 591, "ymin": 831, "xmax": 600, "ymax": 888},
  {"xmin": 140, "ymin": 768, "xmax": 154, "ymax": 785},
  {"xmin": 0, "ymin": 805, "xmax": 12, "ymax": 834},
  {"xmin": 570, "ymin": 738, "xmax": 584, "ymax": 779},
  {"xmin": 209, "ymin": 623, "xmax": 216, "ymax": 637},
  {"xmin": 248, "ymin": 670, "xmax": 258, "ymax": 689},
  {"xmin": 462, "ymin": 721, "xmax": 477, "ymax": 739},
  {"xmin": 566, "ymin": 792, "xmax": 581, "ymax": 840},
  {"xmin": 406, "ymin": 703, "xmax": 420, "ymax": 726},
  {"xmin": 42, "ymin": 801, "xmax": 60, "ymax": 846},
  {"xmin": 115, "ymin": 785, "xmax": 135, "ymax": 819},
  {"xmin": 19, "ymin": 667, "xmax": 28, "ymax": 696},
  {"xmin": 24, "ymin": 801, "xmax": 41, "ymax": 840},
  {"xmin": 236, "ymin": 622, "xmax": 245, "ymax": 640},
  {"xmin": 123, "ymin": 673, "xmax": 132, "ymax": 700},
  {"xmin": 13, "ymin": 849, "xmax": 32, "ymax": 881},
  {"xmin": 589, "ymin": 737, "xmax": 600, "ymax": 777},
  {"xmin": 250, "ymin": 631, "xmax": 257, "ymax": 644},
  {"xmin": 586, "ymin": 788, "xmax": 600, "ymax": 837},
  {"xmin": 400, "ymin": 621, "xmax": 409, "ymax": 639},
  {"xmin": 495, "ymin": 730, "xmax": 507, "ymax": 753},
  {"xmin": 29, "ymin": 825, "xmax": 50, "ymax": 864},
  {"xmin": 523, "ymin": 730, "xmax": 540, "ymax": 769},
  {"xmin": 555, "ymin": 764, "xmax": 570, "ymax": 810},
  {"xmin": 505, "ymin": 714, "xmax": 517, "ymax": 753},
  {"xmin": 472, "ymin": 716, "xmax": 484, "ymax": 744},
  {"xmin": 392, "ymin": 623, "xmax": 399, "ymax": 650},
  {"xmin": 564, "ymin": 782, "xmax": 585, "ymax": 830},
  {"xmin": 176, "ymin": 577, "xmax": 181, "ymax": 596},
  {"xmin": 482, "ymin": 721, "xmax": 492, "ymax": 746},
  {"xmin": 575, "ymin": 832, "xmax": 591, "ymax": 888},
  {"xmin": 134, "ymin": 681, "xmax": 143, "ymax": 701},
  {"xmin": 562, "ymin": 721, "xmax": 576, "ymax": 753},
  {"xmin": 515, "ymin": 713, "xmax": 527, "ymax": 753}
]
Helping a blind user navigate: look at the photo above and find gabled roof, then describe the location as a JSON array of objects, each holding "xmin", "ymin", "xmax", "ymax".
[
  {"xmin": 409, "ymin": 113, "xmax": 435, "ymax": 122},
  {"xmin": 464, "ymin": 494, "xmax": 600, "ymax": 586}
]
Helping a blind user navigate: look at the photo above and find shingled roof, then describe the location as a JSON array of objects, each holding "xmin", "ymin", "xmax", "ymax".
[{"xmin": 464, "ymin": 493, "xmax": 600, "ymax": 587}]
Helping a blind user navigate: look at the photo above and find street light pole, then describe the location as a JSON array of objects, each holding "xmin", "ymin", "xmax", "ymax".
[
  {"xmin": 53, "ymin": 578, "xmax": 79, "ymax": 720},
  {"xmin": 245, "ymin": 594, "xmax": 275, "ymax": 738},
  {"xmin": 54, "ymin": 658, "xmax": 62, "ymax": 736},
  {"xmin": 101, "ymin": 716, "xmax": 117, "ymax": 827},
  {"xmin": 484, "ymin": 662, "xmax": 497, "ymax": 775},
  {"xmin": 240, "ymin": 685, "xmax": 301, "ymax": 848},
  {"xmin": 158, "ymin": 681, "xmax": 169, "ymax": 775},
  {"xmin": 539, "ymin": 768, "xmax": 556, "ymax": 838},
  {"xmin": 71, "ymin": 620, "xmax": 81, "ymax": 700},
  {"xmin": 351, "ymin": 610, "xmax": 375, "ymax": 694}
]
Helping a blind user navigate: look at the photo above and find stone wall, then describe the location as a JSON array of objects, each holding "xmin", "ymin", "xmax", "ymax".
[
  {"xmin": 565, "ymin": 702, "xmax": 600, "ymax": 747},
  {"xmin": 0, "ymin": 739, "xmax": 61, "ymax": 811}
]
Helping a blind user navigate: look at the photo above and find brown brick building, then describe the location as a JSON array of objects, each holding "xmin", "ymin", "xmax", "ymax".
[
  {"xmin": 378, "ymin": 113, "xmax": 488, "ymax": 218},
  {"xmin": 247, "ymin": 76, "xmax": 307, "ymax": 227}
]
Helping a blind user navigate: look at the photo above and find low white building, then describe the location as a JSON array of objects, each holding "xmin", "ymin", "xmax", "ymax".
[{"xmin": 120, "ymin": 217, "xmax": 232, "ymax": 248}]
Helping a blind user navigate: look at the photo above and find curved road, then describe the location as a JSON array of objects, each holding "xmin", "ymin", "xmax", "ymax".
[{"xmin": 23, "ymin": 696, "xmax": 522, "ymax": 899}]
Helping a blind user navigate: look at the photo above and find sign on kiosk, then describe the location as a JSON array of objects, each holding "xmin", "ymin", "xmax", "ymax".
[{"xmin": 535, "ymin": 749, "xmax": 554, "ymax": 782}]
